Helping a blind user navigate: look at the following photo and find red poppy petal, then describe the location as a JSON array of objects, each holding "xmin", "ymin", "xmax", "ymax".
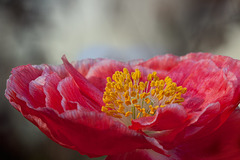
[
  {"xmin": 175, "ymin": 108, "xmax": 240, "ymax": 159},
  {"xmin": 62, "ymin": 55, "xmax": 104, "ymax": 108},
  {"xmin": 169, "ymin": 58, "xmax": 237, "ymax": 113},
  {"xmin": 85, "ymin": 59, "xmax": 132, "ymax": 91},
  {"xmin": 14, "ymin": 104, "xmax": 166, "ymax": 157},
  {"xmin": 167, "ymin": 60, "xmax": 198, "ymax": 86},
  {"xmin": 130, "ymin": 104, "xmax": 188, "ymax": 131},
  {"xmin": 136, "ymin": 54, "xmax": 179, "ymax": 72},
  {"xmin": 105, "ymin": 149, "xmax": 171, "ymax": 160},
  {"xmin": 72, "ymin": 58, "xmax": 103, "ymax": 77},
  {"xmin": 193, "ymin": 102, "xmax": 221, "ymax": 126},
  {"xmin": 5, "ymin": 65, "xmax": 43, "ymax": 109},
  {"xmin": 181, "ymin": 52, "xmax": 212, "ymax": 61},
  {"xmin": 182, "ymin": 53, "xmax": 240, "ymax": 106},
  {"xmin": 57, "ymin": 76, "xmax": 98, "ymax": 111},
  {"xmin": 183, "ymin": 60, "xmax": 231, "ymax": 105},
  {"xmin": 187, "ymin": 103, "xmax": 237, "ymax": 140},
  {"xmin": 46, "ymin": 64, "xmax": 69, "ymax": 78},
  {"xmin": 29, "ymin": 76, "xmax": 46, "ymax": 107},
  {"xmin": 43, "ymin": 72, "xmax": 64, "ymax": 113},
  {"xmin": 127, "ymin": 59, "xmax": 144, "ymax": 66},
  {"xmin": 61, "ymin": 110, "xmax": 166, "ymax": 156}
]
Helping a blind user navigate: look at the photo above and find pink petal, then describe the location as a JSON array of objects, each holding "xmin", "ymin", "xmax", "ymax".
[
  {"xmin": 72, "ymin": 58, "xmax": 103, "ymax": 77},
  {"xmin": 193, "ymin": 102, "xmax": 221, "ymax": 126},
  {"xmin": 14, "ymin": 104, "xmax": 166, "ymax": 157},
  {"xmin": 106, "ymin": 149, "xmax": 172, "ymax": 160},
  {"xmin": 130, "ymin": 104, "xmax": 188, "ymax": 131},
  {"xmin": 43, "ymin": 73, "xmax": 64, "ymax": 113},
  {"xmin": 57, "ymin": 76, "xmax": 98, "ymax": 111},
  {"xmin": 62, "ymin": 55, "xmax": 104, "ymax": 108},
  {"xmin": 180, "ymin": 52, "xmax": 212, "ymax": 61},
  {"xmin": 29, "ymin": 76, "xmax": 46, "ymax": 107},
  {"xmin": 5, "ymin": 65, "xmax": 43, "ymax": 109},
  {"xmin": 136, "ymin": 54, "xmax": 179, "ymax": 72},
  {"xmin": 85, "ymin": 59, "xmax": 133, "ymax": 91},
  {"xmin": 175, "ymin": 108, "xmax": 240, "ymax": 159}
]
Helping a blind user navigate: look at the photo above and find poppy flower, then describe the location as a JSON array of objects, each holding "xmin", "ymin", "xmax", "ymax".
[{"xmin": 5, "ymin": 52, "xmax": 240, "ymax": 159}]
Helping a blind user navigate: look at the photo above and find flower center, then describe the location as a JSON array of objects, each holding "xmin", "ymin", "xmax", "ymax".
[{"xmin": 101, "ymin": 68, "xmax": 187, "ymax": 120}]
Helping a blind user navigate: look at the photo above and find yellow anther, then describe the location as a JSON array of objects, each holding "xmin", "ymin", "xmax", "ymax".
[
  {"xmin": 140, "ymin": 92, "xmax": 146, "ymax": 99},
  {"xmin": 106, "ymin": 77, "xmax": 112, "ymax": 83},
  {"xmin": 152, "ymin": 71, "xmax": 157, "ymax": 77},
  {"xmin": 176, "ymin": 86, "xmax": 183, "ymax": 92},
  {"xmin": 150, "ymin": 111, "xmax": 154, "ymax": 114},
  {"xmin": 154, "ymin": 81, "xmax": 159, "ymax": 87},
  {"xmin": 111, "ymin": 82, "xmax": 116, "ymax": 88},
  {"xmin": 171, "ymin": 82, "xmax": 177, "ymax": 88},
  {"xmin": 155, "ymin": 105, "xmax": 159, "ymax": 110},
  {"xmin": 123, "ymin": 68, "xmax": 129, "ymax": 74},
  {"xmin": 106, "ymin": 82, "xmax": 112, "ymax": 88},
  {"xmin": 117, "ymin": 105, "xmax": 125, "ymax": 114},
  {"xmin": 145, "ymin": 98, "xmax": 151, "ymax": 104},
  {"xmin": 147, "ymin": 74, "xmax": 152, "ymax": 81},
  {"xmin": 165, "ymin": 76, "xmax": 172, "ymax": 83},
  {"xmin": 124, "ymin": 91, "xmax": 129, "ymax": 98},
  {"xmin": 133, "ymin": 84, "xmax": 138, "ymax": 89},
  {"xmin": 113, "ymin": 114, "xmax": 122, "ymax": 118},
  {"xmin": 174, "ymin": 98, "xmax": 185, "ymax": 103},
  {"xmin": 139, "ymin": 82, "xmax": 145, "ymax": 90},
  {"xmin": 159, "ymin": 79, "xmax": 164, "ymax": 85},
  {"xmin": 182, "ymin": 88, "xmax": 187, "ymax": 94},
  {"xmin": 157, "ymin": 94, "xmax": 163, "ymax": 101},
  {"xmin": 134, "ymin": 104, "xmax": 141, "ymax": 109},
  {"xmin": 155, "ymin": 88, "xmax": 159, "ymax": 94},
  {"xmin": 125, "ymin": 111, "xmax": 132, "ymax": 117},
  {"xmin": 110, "ymin": 92, "xmax": 117, "ymax": 97},
  {"xmin": 141, "ymin": 108, "xmax": 149, "ymax": 117},
  {"xmin": 141, "ymin": 108, "xmax": 146, "ymax": 113},
  {"xmin": 137, "ymin": 113, "xmax": 141, "ymax": 119},
  {"xmin": 132, "ymin": 98, "xmax": 138, "ymax": 104},
  {"xmin": 129, "ymin": 81, "xmax": 133, "ymax": 88},
  {"xmin": 165, "ymin": 100, "xmax": 171, "ymax": 104},
  {"xmin": 125, "ymin": 100, "xmax": 131, "ymax": 106},
  {"xmin": 108, "ymin": 110, "xmax": 119, "ymax": 114},
  {"xmin": 132, "ymin": 69, "xmax": 141, "ymax": 80},
  {"xmin": 116, "ymin": 100, "xmax": 123, "ymax": 105},
  {"xmin": 149, "ymin": 105, "xmax": 156, "ymax": 114},
  {"xmin": 106, "ymin": 104, "xmax": 114, "ymax": 109},
  {"xmin": 151, "ymin": 89, "xmax": 156, "ymax": 96},
  {"xmin": 137, "ymin": 71, "xmax": 141, "ymax": 79},
  {"xmin": 124, "ymin": 84, "xmax": 129, "ymax": 90},
  {"xmin": 140, "ymin": 92, "xmax": 149, "ymax": 99},
  {"xmin": 152, "ymin": 72, "xmax": 159, "ymax": 81},
  {"xmin": 131, "ymin": 91, "xmax": 137, "ymax": 97},
  {"xmin": 150, "ymin": 81, "xmax": 155, "ymax": 87},
  {"xmin": 132, "ymin": 73, "xmax": 136, "ymax": 80},
  {"xmin": 101, "ymin": 106, "xmax": 108, "ymax": 112}
]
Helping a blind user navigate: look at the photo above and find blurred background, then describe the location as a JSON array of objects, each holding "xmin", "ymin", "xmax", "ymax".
[{"xmin": 1, "ymin": 0, "xmax": 240, "ymax": 160}]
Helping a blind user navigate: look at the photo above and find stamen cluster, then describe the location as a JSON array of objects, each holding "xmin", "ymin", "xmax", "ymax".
[{"xmin": 101, "ymin": 68, "xmax": 187, "ymax": 119}]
